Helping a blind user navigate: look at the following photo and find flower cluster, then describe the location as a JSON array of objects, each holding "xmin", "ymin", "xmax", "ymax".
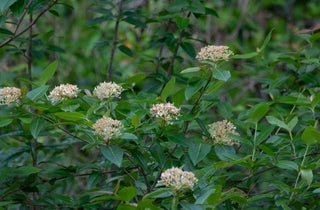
[
  {"xmin": 159, "ymin": 167, "xmax": 198, "ymax": 191},
  {"xmin": 0, "ymin": 87, "xmax": 21, "ymax": 105},
  {"xmin": 48, "ymin": 84, "xmax": 80, "ymax": 103},
  {"xmin": 207, "ymin": 120, "xmax": 240, "ymax": 146},
  {"xmin": 196, "ymin": 45, "xmax": 234, "ymax": 62},
  {"xmin": 92, "ymin": 116, "xmax": 122, "ymax": 143},
  {"xmin": 150, "ymin": 103, "xmax": 180, "ymax": 125},
  {"xmin": 93, "ymin": 82, "xmax": 123, "ymax": 101}
]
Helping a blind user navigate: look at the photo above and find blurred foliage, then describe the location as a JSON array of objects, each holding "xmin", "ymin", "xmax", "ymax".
[{"xmin": 1, "ymin": 0, "xmax": 320, "ymax": 209}]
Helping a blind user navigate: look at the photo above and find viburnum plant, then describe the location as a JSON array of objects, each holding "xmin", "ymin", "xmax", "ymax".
[{"xmin": 1, "ymin": 35, "xmax": 320, "ymax": 210}]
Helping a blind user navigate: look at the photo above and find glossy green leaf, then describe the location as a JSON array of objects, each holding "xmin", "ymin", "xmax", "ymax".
[
  {"xmin": 212, "ymin": 69, "xmax": 231, "ymax": 81},
  {"xmin": 16, "ymin": 166, "xmax": 41, "ymax": 176},
  {"xmin": 188, "ymin": 143, "xmax": 211, "ymax": 165},
  {"xmin": 259, "ymin": 29, "xmax": 274, "ymax": 52},
  {"xmin": 255, "ymin": 126, "xmax": 275, "ymax": 145},
  {"xmin": 118, "ymin": 187, "xmax": 137, "ymax": 202},
  {"xmin": 101, "ymin": 145, "xmax": 124, "ymax": 167},
  {"xmin": 301, "ymin": 126, "xmax": 320, "ymax": 145},
  {"xmin": 188, "ymin": 0, "xmax": 206, "ymax": 14},
  {"xmin": 232, "ymin": 52, "xmax": 259, "ymax": 59},
  {"xmin": 166, "ymin": 133, "xmax": 191, "ymax": 146},
  {"xmin": 161, "ymin": 76, "xmax": 175, "ymax": 101},
  {"xmin": 276, "ymin": 160, "xmax": 299, "ymax": 171},
  {"xmin": 266, "ymin": 116, "xmax": 289, "ymax": 130},
  {"xmin": 180, "ymin": 67, "xmax": 200, "ymax": 74},
  {"xmin": 118, "ymin": 45, "xmax": 133, "ymax": 57},
  {"xmin": 0, "ymin": 118, "xmax": 13, "ymax": 127},
  {"xmin": 181, "ymin": 42, "xmax": 196, "ymax": 58},
  {"xmin": 166, "ymin": 0, "xmax": 188, "ymax": 13},
  {"xmin": 0, "ymin": 0, "xmax": 17, "ymax": 13},
  {"xmin": 55, "ymin": 112, "xmax": 85, "ymax": 121},
  {"xmin": 287, "ymin": 116, "xmax": 298, "ymax": 131},
  {"xmin": 301, "ymin": 169, "xmax": 313, "ymax": 185},
  {"xmin": 144, "ymin": 188, "xmax": 172, "ymax": 199},
  {"xmin": 131, "ymin": 114, "xmax": 139, "ymax": 128},
  {"xmin": 30, "ymin": 117, "xmax": 45, "ymax": 138},
  {"xmin": 248, "ymin": 103, "xmax": 269, "ymax": 123},
  {"xmin": 38, "ymin": 61, "xmax": 58, "ymax": 86},
  {"xmin": 174, "ymin": 16, "xmax": 189, "ymax": 30},
  {"xmin": 26, "ymin": 85, "xmax": 49, "ymax": 101}
]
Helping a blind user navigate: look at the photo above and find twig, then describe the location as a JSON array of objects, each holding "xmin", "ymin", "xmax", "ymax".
[
  {"xmin": 167, "ymin": 12, "xmax": 191, "ymax": 77},
  {"xmin": 14, "ymin": 0, "xmax": 33, "ymax": 35},
  {"xmin": 0, "ymin": 1, "xmax": 58, "ymax": 48},
  {"xmin": 107, "ymin": 0, "xmax": 123, "ymax": 81},
  {"xmin": 155, "ymin": 21, "xmax": 171, "ymax": 73}
]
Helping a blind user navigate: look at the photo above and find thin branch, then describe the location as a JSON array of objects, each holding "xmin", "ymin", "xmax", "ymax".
[
  {"xmin": 155, "ymin": 21, "xmax": 171, "ymax": 73},
  {"xmin": 0, "ymin": 1, "xmax": 58, "ymax": 48},
  {"xmin": 14, "ymin": 0, "xmax": 33, "ymax": 34},
  {"xmin": 107, "ymin": 0, "xmax": 123, "ymax": 81},
  {"xmin": 167, "ymin": 12, "xmax": 191, "ymax": 77}
]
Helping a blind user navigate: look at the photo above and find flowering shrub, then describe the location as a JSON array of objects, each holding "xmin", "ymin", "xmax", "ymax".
[{"xmin": 1, "ymin": 1, "xmax": 320, "ymax": 209}]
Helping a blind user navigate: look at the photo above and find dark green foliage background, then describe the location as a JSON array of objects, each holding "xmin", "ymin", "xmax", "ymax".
[{"xmin": 0, "ymin": 0, "xmax": 320, "ymax": 209}]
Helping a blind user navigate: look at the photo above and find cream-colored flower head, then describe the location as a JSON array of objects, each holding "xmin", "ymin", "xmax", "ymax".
[
  {"xmin": 207, "ymin": 120, "xmax": 240, "ymax": 146},
  {"xmin": 92, "ymin": 116, "xmax": 122, "ymax": 143},
  {"xmin": 196, "ymin": 45, "xmax": 234, "ymax": 62},
  {"xmin": 0, "ymin": 87, "xmax": 21, "ymax": 105},
  {"xmin": 48, "ymin": 84, "xmax": 80, "ymax": 103},
  {"xmin": 159, "ymin": 167, "xmax": 198, "ymax": 191},
  {"xmin": 150, "ymin": 103, "xmax": 180, "ymax": 125},
  {"xmin": 93, "ymin": 82, "xmax": 123, "ymax": 100}
]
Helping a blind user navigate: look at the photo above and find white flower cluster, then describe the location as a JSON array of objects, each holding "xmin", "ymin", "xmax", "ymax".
[
  {"xmin": 196, "ymin": 45, "xmax": 234, "ymax": 62},
  {"xmin": 208, "ymin": 120, "xmax": 240, "ymax": 146},
  {"xmin": 150, "ymin": 103, "xmax": 180, "ymax": 125},
  {"xmin": 92, "ymin": 116, "xmax": 122, "ymax": 143},
  {"xmin": 160, "ymin": 167, "xmax": 198, "ymax": 191},
  {"xmin": 0, "ymin": 87, "xmax": 21, "ymax": 105},
  {"xmin": 93, "ymin": 82, "xmax": 123, "ymax": 101},
  {"xmin": 48, "ymin": 84, "xmax": 80, "ymax": 103}
]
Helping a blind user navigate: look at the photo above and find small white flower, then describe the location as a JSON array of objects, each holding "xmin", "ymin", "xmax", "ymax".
[
  {"xmin": 0, "ymin": 87, "xmax": 21, "ymax": 105},
  {"xmin": 93, "ymin": 82, "xmax": 123, "ymax": 100},
  {"xmin": 150, "ymin": 103, "xmax": 180, "ymax": 125},
  {"xmin": 92, "ymin": 116, "xmax": 122, "ymax": 143},
  {"xmin": 159, "ymin": 167, "xmax": 198, "ymax": 191},
  {"xmin": 208, "ymin": 120, "xmax": 240, "ymax": 146},
  {"xmin": 196, "ymin": 45, "xmax": 234, "ymax": 62},
  {"xmin": 48, "ymin": 84, "xmax": 80, "ymax": 103}
]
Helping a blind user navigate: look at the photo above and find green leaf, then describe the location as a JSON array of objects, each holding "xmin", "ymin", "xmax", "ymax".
[
  {"xmin": 30, "ymin": 117, "xmax": 45, "ymax": 138},
  {"xmin": 214, "ymin": 145, "xmax": 237, "ymax": 161},
  {"xmin": 144, "ymin": 188, "xmax": 172, "ymax": 199},
  {"xmin": 0, "ymin": 118, "xmax": 13, "ymax": 127},
  {"xmin": 161, "ymin": 77, "xmax": 175, "ymax": 101},
  {"xmin": 26, "ymin": 85, "xmax": 49, "ymax": 101},
  {"xmin": 232, "ymin": 52, "xmax": 259, "ymax": 59},
  {"xmin": 259, "ymin": 29, "xmax": 274, "ymax": 52},
  {"xmin": 174, "ymin": 16, "xmax": 189, "ymax": 30},
  {"xmin": 212, "ymin": 69, "xmax": 231, "ymax": 81},
  {"xmin": 131, "ymin": 114, "xmax": 139, "ymax": 128},
  {"xmin": 188, "ymin": 0, "xmax": 206, "ymax": 14},
  {"xmin": 0, "ymin": 0, "xmax": 17, "ymax": 13},
  {"xmin": 55, "ymin": 112, "xmax": 86, "ymax": 121},
  {"xmin": 38, "ymin": 61, "xmax": 58, "ymax": 86},
  {"xmin": 195, "ymin": 118, "xmax": 210, "ymax": 137},
  {"xmin": 248, "ymin": 103, "xmax": 269, "ymax": 123},
  {"xmin": 255, "ymin": 126, "xmax": 275, "ymax": 145},
  {"xmin": 166, "ymin": 133, "xmax": 192, "ymax": 146},
  {"xmin": 181, "ymin": 42, "xmax": 196, "ymax": 58},
  {"xmin": 301, "ymin": 169, "xmax": 313, "ymax": 185},
  {"xmin": 172, "ymin": 88, "xmax": 185, "ymax": 106},
  {"xmin": 166, "ymin": 0, "xmax": 188, "ymax": 13},
  {"xmin": 188, "ymin": 143, "xmax": 211, "ymax": 165},
  {"xmin": 61, "ymin": 104, "xmax": 80, "ymax": 112},
  {"xmin": 118, "ymin": 187, "xmax": 137, "ymax": 202},
  {"xmin": 118, "ymin": 45, "xmax": 133, "ymax": 57},
  {"xmin": 126, "ymin": 73, "xmax": 146, "ymax": 85},
  {"xmin": 16, "ymin": 166, "xmax": 41, "ymax": 176},
  {"xmin": 266, "ymin": 116, "xmax": 289, "ymax": 130},
  {"xmin": 0, "ymin": 27, "xmax": 14, "ymax": 35},
  {"xmin": 276, "ymin": 160, "xmax": 299, "ymax": 171},
  {"xmin": 301, "ymin": 126, "xmax": 320, "ymax": 145},
  {"xmin": 185, "ymin": 80, "xmax": 205, "ymax": 100},
  {"xmin": 180, "ymin": 67, "xmax": 200, "ymax": 74},
  {"xmin": 287, "ymin": 116, "xmax": 298, "ymax": 131},
  {"xmin": 101, "ymin": 145, "xmax": 124, "ymax": 167}
]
